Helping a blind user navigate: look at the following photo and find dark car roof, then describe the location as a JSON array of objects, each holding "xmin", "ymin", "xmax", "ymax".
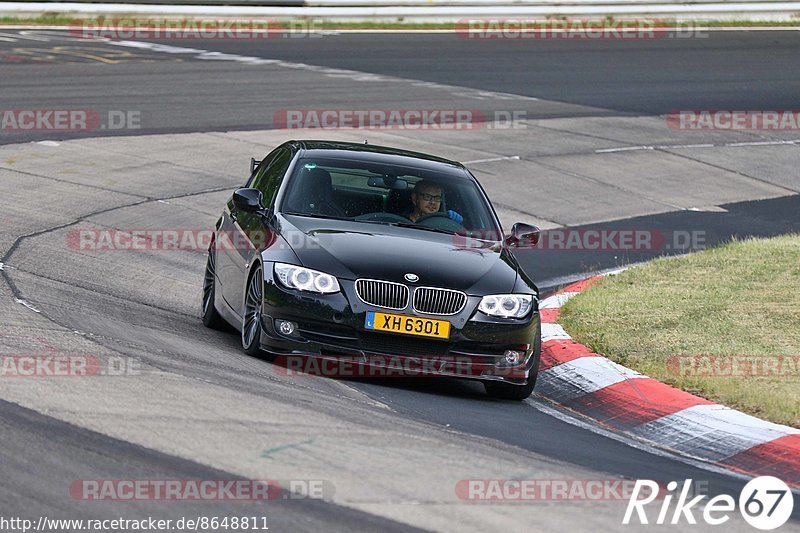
[{"xmin": 292, "ymin": 140, "xmax": 467, "ymax": 174}]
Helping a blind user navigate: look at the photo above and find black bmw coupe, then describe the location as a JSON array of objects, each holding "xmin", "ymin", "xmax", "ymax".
[{"xmin": 202, "ymin": 140, "xmax": 542, "ymax": 399}]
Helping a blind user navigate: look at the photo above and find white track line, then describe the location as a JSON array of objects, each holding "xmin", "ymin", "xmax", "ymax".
[
  {"xmin": 463, "ymin": 155, "xmax": 521, "ymax": 164},
  {"xmin": 106, "ymin": 39, "xmax": 537, "ymax": 102},
  {"xmin": 0, "ymin": 30, "xmax": 49, "ymax": 41},
  {"xmin": 538, "ymin": 356, "xmax": 647, "ymax": 404},
  {"xmin": 14, "ymin": 298, "xmax": 41, "ymax": 313},
  {"xmin": 540, "ymin": 292, "xmax": 578, "ymax": 309},
  {"xmin": 595, "ymin": 146, "xmax": 653, "ymax": 153},
  {"xmin": 596, "ymin": 139, "xmax": 800, "ymax": 153},
  {"xmin": 541, "ymin": 322, "xmax": 572, "ymax": 342},
  {"xmin": 525, "ymin": 398, "xmax": 781, "ymax": 490},
  {"xmin": 631, "ymin": 404, "xmax": 800, "ymax": 461}
]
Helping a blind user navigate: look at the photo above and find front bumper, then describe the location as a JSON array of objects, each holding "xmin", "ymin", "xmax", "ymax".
[{"xmin": 258, "ymin": 269, "xmax": 541, "ymax": 384}]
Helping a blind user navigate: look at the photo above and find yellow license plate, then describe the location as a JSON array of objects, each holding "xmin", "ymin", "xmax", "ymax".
[{"xmin": 365, "ymin": 311, "xmax": 450, "ymax": 339}]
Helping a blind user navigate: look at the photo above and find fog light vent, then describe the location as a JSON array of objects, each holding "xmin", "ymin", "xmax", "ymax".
[
  {"xmin": 276, "ymin": 320, "xmax": 297, "ymax": 336},
  {"xmin": 503, "ymin": 350, "xmax": 523, "ymax": 365}
]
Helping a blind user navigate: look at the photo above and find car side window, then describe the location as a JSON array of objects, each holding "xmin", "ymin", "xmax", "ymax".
[
  {"xmin": 245, "ymin": 147, "xmax": 279, "ymax": 187},
  {"xmin": 251, "ymin": 148, "xmax": 292, "ymax": 208}
]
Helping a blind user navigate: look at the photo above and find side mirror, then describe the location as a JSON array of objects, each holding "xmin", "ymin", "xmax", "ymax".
[
  {"xmin": 232, "ymin": 188, "xmax": 264, "ymax": 213},
  {"xmin": 505, "ymin": 223, "xmax": 541, "ymax": 248}
]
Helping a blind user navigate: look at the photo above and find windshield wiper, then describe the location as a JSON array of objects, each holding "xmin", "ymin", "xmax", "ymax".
[
  {"xmin": 284, "ymin": 213, "xmax": 460, "ymax": 236},
  {"xmin": 282, "ymin": 211, "xmax": 351, "ymax": 221},
  {"xmin": 380, "ymin": 221, "xmax": 458, "ymax": 236}
]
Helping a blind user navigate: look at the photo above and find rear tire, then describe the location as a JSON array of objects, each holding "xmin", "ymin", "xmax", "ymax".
[
  {"xmin": 202, "ymin": 249, "xmax": 226, "ymax": 330},
  {"xmin": 242, "ymin": 265, "xmax": 264, "ymax": 356}
]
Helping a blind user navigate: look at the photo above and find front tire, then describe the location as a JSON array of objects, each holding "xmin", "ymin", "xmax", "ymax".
[
  {"xmin": 202, "ymin": 249, "xmax": 226, "ymax": 330},
  {"xmin": 242, "ymin": 265, "xmax": 264, "ymax": 356},
  {"xmin": 483, "ymin": 377, "xmax": 536, "ymax": 401}
]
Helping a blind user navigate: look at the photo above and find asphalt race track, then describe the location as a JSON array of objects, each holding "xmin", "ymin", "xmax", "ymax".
[
  {"xmin": 1, "ymin": 28, "xmax": 799, "ymax": 532},
  {"xmin": 3, "ymin": 30, "xmax": 800, "ymax": 142}
]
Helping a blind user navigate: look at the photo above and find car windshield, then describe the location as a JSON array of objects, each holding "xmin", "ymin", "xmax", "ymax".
[{"xmin": 280, "ymin": 157, "xmax": 503, "ymax": 238}]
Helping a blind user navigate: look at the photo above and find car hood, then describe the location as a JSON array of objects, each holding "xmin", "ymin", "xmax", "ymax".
[{"xmin": 278, "ymin": 214, "xmax": 519, "ymax": 294}]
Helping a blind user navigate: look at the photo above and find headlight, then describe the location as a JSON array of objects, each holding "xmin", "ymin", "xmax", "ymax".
[
  {"xmin": 477, "ymin": 294, "xmax": 534, "ymax": 318},
  {"xmin": 274, "ymin": 263, "xmax": 340, "ymax": 294}
]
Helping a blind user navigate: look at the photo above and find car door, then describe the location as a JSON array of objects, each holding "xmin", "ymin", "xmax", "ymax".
[
  {"xmin": 220, "ymin": 147, "xmax": 294, "ymax": 317},
  {"xmin": 216, "ymin": 147, "xmax": 280, "ymax": 313}
]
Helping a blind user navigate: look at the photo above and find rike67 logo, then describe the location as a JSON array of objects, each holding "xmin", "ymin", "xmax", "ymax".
[{"xmin": 624, "ymin": 477, "xmax": 794, "ymax": 530}]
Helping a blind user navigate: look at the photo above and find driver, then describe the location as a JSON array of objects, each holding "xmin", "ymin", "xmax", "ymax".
[{"xmin": 407, "ymin": 180, "xmax": 463, "ymax": 224}]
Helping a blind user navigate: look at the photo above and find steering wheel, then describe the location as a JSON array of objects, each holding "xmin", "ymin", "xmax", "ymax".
[
  {"xmin": 416, "ymin": 212, "xmax": 465, "ymax": 232},
  {"xmin": 313, "ymin": 200, "xmax": 347, "ymax": 218},
  {"xmin": 354, "ymin": 212, "xmax": 412, "ymax": 223},
  {"xmin": 415, "ymin": 212, "xmax": 450, "ymax": 224}
]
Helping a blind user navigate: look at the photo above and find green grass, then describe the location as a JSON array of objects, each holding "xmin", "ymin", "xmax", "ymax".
[
  {"xmin": 0, "ymin": 15, "xmax": 80, "ymax": 25},
  {"xmin": 1, "ymin": 15, "xmax": 800, "ymax": 29},
  {"xmin": 560, "ymin": 234, "xmax": 800, "ymax": 428}
]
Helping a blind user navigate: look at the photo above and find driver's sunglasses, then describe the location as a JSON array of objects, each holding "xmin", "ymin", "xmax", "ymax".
[{"xmin": 419, "ymin": 192, "xmax": 442, "ymax": 203}]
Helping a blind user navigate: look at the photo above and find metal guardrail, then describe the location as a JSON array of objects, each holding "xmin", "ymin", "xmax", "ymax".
[
  {"xmin": 2, "ymin": 0, "xmax": 305, "ymax": 4},
  {"xmin": 308, "ymin": 0, "xmax": 800, "ymax": 4},
  {"xmin": 1, "ymin": 0, "xmax": 798, "ymax": 19},
  {"xmin": 3, "ymin": 0, "xmax": 796, "ymax": 4}
]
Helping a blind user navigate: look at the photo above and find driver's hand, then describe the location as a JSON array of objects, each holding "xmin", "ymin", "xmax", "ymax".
[{"xmin": 447, "ymin": 210, "xmax": 464, "ymax": 224}]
